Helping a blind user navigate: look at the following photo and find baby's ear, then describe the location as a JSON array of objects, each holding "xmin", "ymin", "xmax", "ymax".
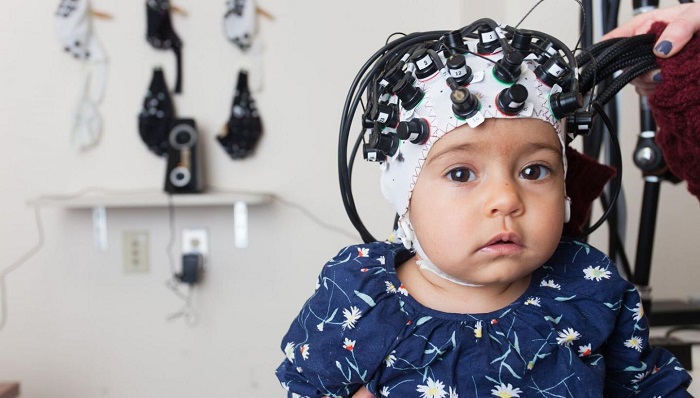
[{"xmin": 563, "ymin": 146, "xmax": 616, "ymax": 237}]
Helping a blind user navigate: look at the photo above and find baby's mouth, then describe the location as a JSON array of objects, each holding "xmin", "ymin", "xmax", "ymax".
[{"xmin": 479, "ymin": 233, "xmax": 524, "ymax": 251}]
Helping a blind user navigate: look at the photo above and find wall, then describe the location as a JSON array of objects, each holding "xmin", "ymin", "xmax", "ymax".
[{"xmin": 0, "ymin": 1, "xmax": 697, "ymax": 397}]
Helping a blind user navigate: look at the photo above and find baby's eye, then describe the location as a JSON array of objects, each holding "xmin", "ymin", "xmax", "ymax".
[
  {"xmin": 447, "ymin": 168, "xmax": 476, "ymax": 183},
  {"xmin": 520, "ymin": 164, "xmax": 551, "ymax": 180}
]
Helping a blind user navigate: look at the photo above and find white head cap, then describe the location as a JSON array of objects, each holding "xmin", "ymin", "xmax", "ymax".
[{"xmin": 373, "ymin": 34, "xmax": 571, "ymax": 284}]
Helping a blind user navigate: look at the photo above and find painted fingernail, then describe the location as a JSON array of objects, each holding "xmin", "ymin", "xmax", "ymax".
[
  {"xmin": 652, "ymin": 72, "xmax": 662, "ymax": 83},
  {"xmin": 655, "ymin": 40, "xmax": 672, "ymax": 55}
]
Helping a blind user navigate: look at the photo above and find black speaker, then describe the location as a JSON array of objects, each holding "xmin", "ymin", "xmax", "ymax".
[{"xmin": 164, "ymin": 118, "xmax": 204, "ymax": 193}]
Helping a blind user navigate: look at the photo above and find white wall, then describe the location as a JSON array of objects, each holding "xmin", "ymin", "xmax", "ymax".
[{"xmin": 0, "ymin": 1, "xmax": 697, "ymax": 397}]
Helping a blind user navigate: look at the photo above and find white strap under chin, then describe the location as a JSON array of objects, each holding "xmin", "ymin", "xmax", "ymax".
[{"xmin": 399, "ymin": 215, "xmax": 483, "ymax": 287}]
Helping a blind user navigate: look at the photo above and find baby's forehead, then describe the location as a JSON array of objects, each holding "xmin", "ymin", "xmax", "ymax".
[{"xmin": 433, "ymin": 118, "xmax": 561, "ymax": 150}]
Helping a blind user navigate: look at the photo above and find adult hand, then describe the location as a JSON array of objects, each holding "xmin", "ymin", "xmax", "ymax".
[{"xmin": 601, "ymin": 3, "xmax": 700, "ymax": 96}]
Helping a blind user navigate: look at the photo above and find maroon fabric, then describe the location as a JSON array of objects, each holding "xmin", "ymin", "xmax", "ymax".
[
  {"xmin": 647, "ymin": 22, "xmax": 700, "ymax": 201},
  {"xmin": 563, "ymin": 146, "xmax": 617, "ymax": 237}
]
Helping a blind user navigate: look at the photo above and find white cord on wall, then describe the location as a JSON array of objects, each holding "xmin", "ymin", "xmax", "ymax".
[{"xmin": 0, "ymin": 187, "xmax": 358, "ymax": 332}]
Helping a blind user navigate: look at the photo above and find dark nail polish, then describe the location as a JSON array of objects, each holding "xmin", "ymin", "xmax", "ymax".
[
  {"xmin": 655, "ymin": 40, "xmax": 673, "ymax": 55},
  {"xmin": 652, "ymin": 72, "xmax": 662, "ymax": 83}
]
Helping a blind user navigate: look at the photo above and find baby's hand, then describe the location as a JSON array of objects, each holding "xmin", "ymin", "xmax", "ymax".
[
  {"xmin": 351, "ymin": 387, "xmax": 375, "ymax": 398},
  {"xmin": 322, "ymin": 386, "xmax": 375, "ymax": 398}
]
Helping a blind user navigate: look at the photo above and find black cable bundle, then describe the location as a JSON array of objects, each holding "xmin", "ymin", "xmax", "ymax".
[
  {"xmin": 577, "ymin": 34, "xmax": 657, "ymax": 105},
  {"xmin": 338, "ymin": 17, "xmax": 658, "ymax": 243}
]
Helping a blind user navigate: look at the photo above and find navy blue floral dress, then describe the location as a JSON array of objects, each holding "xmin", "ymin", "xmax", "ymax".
[{"xmin": 276, "ymin": 238, "xmax": 691, "ymax": 397}]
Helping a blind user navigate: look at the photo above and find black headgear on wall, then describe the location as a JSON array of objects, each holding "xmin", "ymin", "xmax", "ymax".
[
  {"xmin": 217, "ymin": 70, "xmax": 263, "ymax": 159},
  {"xmin": 146, "ymin": 0, "xmax": 183, "ymax": 93},
  {"xmin": 138, "ymin": 67, "xmax": 175, "ymax": 156}
]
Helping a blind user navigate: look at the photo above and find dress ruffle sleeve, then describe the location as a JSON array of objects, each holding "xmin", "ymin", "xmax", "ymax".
[
  {"xmin": 602, "ymin": 284, "xmax": 692, "ymax": 396},
  {"xmin": 275, "ymin": 243, "xmax": 411, "ymax": 398}
]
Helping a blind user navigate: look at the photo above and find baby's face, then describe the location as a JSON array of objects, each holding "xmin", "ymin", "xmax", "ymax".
[{"xmin": 409, "ymin": 118, "xmax": 565, "ymax": 286}]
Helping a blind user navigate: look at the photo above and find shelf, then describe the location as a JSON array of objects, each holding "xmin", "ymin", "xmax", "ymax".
[
  {"xmin": 29, "ymin": 190, "xmax": 274, "ymax": 250},
  {"xmin": 30, "ymin": 191, "xmax": 274, "ymax": 209}
]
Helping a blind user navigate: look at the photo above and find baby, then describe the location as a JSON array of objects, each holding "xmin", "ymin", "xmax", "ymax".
[{"xmin": 276, "ymin": 20, "xmax": 692, "ymax": 398}]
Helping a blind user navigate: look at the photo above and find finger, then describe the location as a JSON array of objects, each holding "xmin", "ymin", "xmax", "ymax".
[
  {"xmin": 635, "ymin": 85, "xmax": 655, "ymax": 97},
  {"xmin": 635, "ymin": 69, "xmax": 662, "ymax": 85},
  {"xmin": 602, "ymin": 13, "xmax": 656, "ymax": 40},
  {"xmin": 654, "ymin": 17, "xmax": 700, "ymax": 57}
]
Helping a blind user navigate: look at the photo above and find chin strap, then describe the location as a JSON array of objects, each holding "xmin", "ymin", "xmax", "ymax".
[{"xmin": 398, "ymin": 214, "xmax": 484, "ymax": 287}]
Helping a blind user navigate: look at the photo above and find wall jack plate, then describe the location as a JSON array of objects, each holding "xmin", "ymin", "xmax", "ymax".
[
  {"xmin": 123, "ymin": 230, "xmax": 150, "ymax": 273},
  {"xmin": 182, "ymin": 228, "xmax": 209, "ymax": 257}
]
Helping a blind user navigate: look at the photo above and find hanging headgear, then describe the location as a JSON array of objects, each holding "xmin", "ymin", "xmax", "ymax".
[
  {"xmin": 223, "ymin": 0, "xmax": 258, "ymax": 51},
  {"xmin": 145, "ymin": 0, "xmax": 183, "ymax": 93},
  {"xmin": 55, "ymin": 0, "xmax": 109, "ymax": 151},
  {"xmin": 138, "ymin": 67, "xmax": 176, "ymax": 157},
  {"xmin": 217, "ymin": 70, "xmax": 263, "ymax": 159}
]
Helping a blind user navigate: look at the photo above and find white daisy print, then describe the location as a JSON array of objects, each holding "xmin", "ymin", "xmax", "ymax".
[
  {"xmin": 284, "ymin": 342, "xmax": 295, "ymax": 362},
  {"xmin": 524, "ymin": 297, "xmax": 541, "ymax": 307},
  {"xmin": 397, "ymin": 284, "xmax": 409, "ymax": 296},
  {"xmin": 300, "ymin": 344, "xmax": 310, "ymax": 360},
  {"xmin": 624, "ymin": 336, "xmax": 644, "ymax": 352},
  {"xmin": 416, "ymin": 377, "xmax": 447, "ymax": 398},
  {"xmin": 343, "ymin": 338, "xmax": 356, "ymax": 351},
  {"xmin": 380, "ymin": 386, "xmax": 391, "ymax": 397},
  {"xmin": 631, "ymin": 371, "xmax": 650, "ymax": 384},
  {"xmin": 342, "ymin": 306, "xmax": 362, "ymax": 330},
  {"xmin": 384, "ymin": 351, "xmax": 396, "ymax": 367},
  {"xmin": 358, "ymin": 247, "xmax": 369, "ymax": 257},
  {"xmin": 474, "ymin": 321, "xmax": 483, "ymax": 339},
  {"xmin": 378, "ymin": 255, "xmax": 386, "ymax": 265},
  {"xmin": 448, "ymin": 386, "xmax": 459, "ymax": 398},
  {"xmin": 386, "ymin": 281, "xmax": 397, "ymax": 294},
  {"xmin": 583, "ymin": 265, "xmax": 612, "ymax": 281},
  {"xmin": 491, "ymin": 382, "xmax": 522, "ymax": 397},
  {"xmin": 578, "ymin": 343, "xmax": 592, "ymax": 357},
  {"xmin": 556, "ymin": 328, "xmax": 581, "ymax": 346},
  {"xmin": 632, "ymin": 301, "xmax": 644, "ymax": 322},
  {"xmin": 540, "ymin": 279, "xmax": 561, "ymax": 290}
]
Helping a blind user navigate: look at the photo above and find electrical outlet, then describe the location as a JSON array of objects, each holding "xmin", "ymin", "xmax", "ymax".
[
  {"xmin": 123, "ymin": 230, "xmax": 150, "ymax": 273},
  {"xmin": 182, "ymin": 228, "xmax": 209, "ymax": 257}
]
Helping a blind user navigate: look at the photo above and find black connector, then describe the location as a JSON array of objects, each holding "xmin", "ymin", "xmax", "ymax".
[
  {"xmin": 535, "ymin": 56, "xmax": 569, "ymax": 87},
  {"xmin": 411, "ymin": 48, "xmax": 439, "ymax": 79},
  {"xmin": 566, "ymin": 110, "xmax": 594, "ymax": 136},
  {"xmin": 494, "ymin": 51, "xmax": 524, "ymax": 84},
  {"xmin": 550, "ymin": 91, "xmax": 582, "ymax": 119},
  {"xmin": 394, "ymin": 77, "xmax": 424, "ymax": 110},
  {"xmin": 496, "ymin": 84, "xmax": 528, "ymax": 115},
  {"xmin": 444, "ymin": 30, "xmax": 469, "ymax": 54},
  {"xmin": 367, "ymin": 129, "xmax": 400, "ymax": 158},
  {"xmin": 451, "ymin": 87, "xmax": 480, "ymax": 120},
  {"xmin": 476, "ymin": 25, "xmax": 500, "ymax": 54},
  {"xmin": 447, "ymin": 54, "xmax": 473, "ymax": 86},
  {"xmin": 397, "ymin": 118, "xmax": 430, "ymax": 144},
  {"xmin": 511, "ymin": 30, "xmax": 532, "ymax": 56}
]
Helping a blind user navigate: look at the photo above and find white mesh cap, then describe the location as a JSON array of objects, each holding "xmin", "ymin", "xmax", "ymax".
[{"xmin": 379, "ymin": 41, "xmax": 567, "ymax": 226}]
